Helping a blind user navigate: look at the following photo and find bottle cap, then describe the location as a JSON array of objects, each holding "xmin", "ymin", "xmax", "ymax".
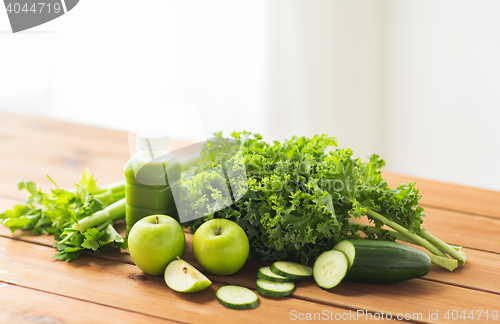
[{"xmin": 136, "ymin": 130, "xmax": 170, "ymax": 152}]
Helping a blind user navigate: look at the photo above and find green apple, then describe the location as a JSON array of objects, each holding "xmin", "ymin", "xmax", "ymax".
[
  {"xmin": 164, "ymin": 257, "xmax": 212, "ymax": 293},
  {"xmin": 128, "ymin": 214, "xmax": 185, "ymax": 276},
  {"xmin": 192, "ymin": 219, "xmax": 249, "ymax": 275}
]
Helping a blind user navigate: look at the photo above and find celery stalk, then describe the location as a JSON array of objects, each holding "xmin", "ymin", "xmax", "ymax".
[
  {"xmin": 72, "ymin": 198, "xmax": 125, "ymax": 232},
  {"xmin": 424, "ymin": 253, "xmax": 458, "ymax": 271},
  {"xmin": 417, "ymin": 229, "xmax": 467, "ymax": 265},
  {"xmin": 365, "ymin": 209, "xmax": 447, "ymax": 258}
]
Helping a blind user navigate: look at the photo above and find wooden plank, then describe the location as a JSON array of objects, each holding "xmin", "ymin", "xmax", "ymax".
[
  {"xmin": 424, "ymin": 248, "xmax": 500, "ymax": 294},
  {"xmin": 3, "ymin": 222, "xmax": 500, "ymax": 296},
  {"xmin": 190, "ymin": 247, "xmax": 500, "ymax": 323},
  {"xmin": 3, "ymin": 187, "xmax": 500, "ymax": 296},
  {"xmin": 0, "ymin": 225, "xmax": 58, "ymax": 247},
  {"xmin": 2, "ymin": 202, "xmax": 500, "ymax": 296},
  {"xmin": 384, "ymin": 172, "xmax": 500, "ymax": 219},
  {"xmin": 2, "ymin": 235, "xmax": 498, "ymax": 324},
  {"xmin": 0, "ymin": 112, "xmax": 189, "ymax": 201},
  {"xmin": 0, "ymin": 113, "xmax": 127, "ymax": 198},
  {"xmin": 206, "ymin": 251, "xmax": 500, "ymax": 323},
  {"xmin": 0, "ymin": 236, "xmax": 374, "ymax": 324},
  {"xmin": 0, "ymin": 283, "xmax": 178, "ymax": 324},
  {"xmin": 294, "ymin": 280, "xmax": 500, "ymax": 323},
  {"xmin": 2, "ymin": 112, "xmax": 500, "ymax": 322},
  {"xmin": 2, "ymin": 222, "xmax": 500, "ymax": 323},
  {"xmin": 421, "ymin": 206, "xmax": 500, "ymax": 254}
]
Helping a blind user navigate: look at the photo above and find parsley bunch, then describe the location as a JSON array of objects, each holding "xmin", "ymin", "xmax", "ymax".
[
  {"xmin": 1, "ymin": 169, "xmax": 127, "ymax": 261},
  {"xmin": 184, "ymin": 132, "xmax": 465, "ymax": 270}
]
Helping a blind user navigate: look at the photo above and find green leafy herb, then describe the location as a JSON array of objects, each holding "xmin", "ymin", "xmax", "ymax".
[{"xmin": 0, "ymin": 168, "xmax": 126, "ymax": 261}]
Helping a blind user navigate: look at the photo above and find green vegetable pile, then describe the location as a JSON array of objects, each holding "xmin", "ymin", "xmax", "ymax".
[
  {"xmin": 0, "ymin": 169, "xmax": 127, "ymax": 261},
  {"xmin": 183, "ymin": 132, "xmax": 465, "ymax": 271},
  {"xmin": 0, "ymin": 131, "xmax": 465, "ymax": 271}
]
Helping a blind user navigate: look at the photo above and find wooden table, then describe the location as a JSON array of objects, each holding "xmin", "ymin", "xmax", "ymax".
[{"xmin": 0, "ymin": 112, "xmax": 499, "ymax": 323}]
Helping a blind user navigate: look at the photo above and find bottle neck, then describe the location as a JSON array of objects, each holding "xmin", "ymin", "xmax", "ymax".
[
  {"xmin": 135, "ymin": 148, "xmax": 171, "ymax": 162},
  {"xmin": 137, "ymin": 148, "xmax": 169, "ymax": 154}
]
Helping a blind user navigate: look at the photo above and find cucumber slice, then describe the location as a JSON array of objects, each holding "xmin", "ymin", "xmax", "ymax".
[
  {"xmin": 333, "ymin": 240, "xmax": 355, "ymax": 269},
  {"xmin": 256, "ymin": 267, "xmax": 296, "ymax": 283},
  {"xmin": 216, "ymin": 285, "xmax": 259, "ymax": 310},
  {"xmin": 269, "ymin": 261, "xmax": 313, "ymax": 280},
  {"xmin": 313, "ymin": 250, "xmax": 349, "ymax": 289},
  {"xmin": 256, "ymin": 279, "xmax": 295, "ymax": 297}
]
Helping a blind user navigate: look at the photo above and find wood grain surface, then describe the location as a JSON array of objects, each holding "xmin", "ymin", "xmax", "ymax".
[{"xmin": 1, "ymin": 112, "xmax": 499, "ymax": 323}]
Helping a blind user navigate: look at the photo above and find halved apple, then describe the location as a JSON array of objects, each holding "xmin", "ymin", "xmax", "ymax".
[{"xmin": 164, "ymin": 257, "xmax": 212, "ymax": 293}]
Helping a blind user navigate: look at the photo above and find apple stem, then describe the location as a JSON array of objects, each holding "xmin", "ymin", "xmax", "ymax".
[
  {"xmin": 216, "ymin": 226, "xmax": 222, "ymax": 236},
  {"xmin": 155, "ymin": 216, "xmax": 159, "ymax": 224}
]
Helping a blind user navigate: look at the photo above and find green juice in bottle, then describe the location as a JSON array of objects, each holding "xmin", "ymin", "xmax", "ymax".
[{"xmin": 124, "ymin": 130, "xmax": 181, "ymax": 234}]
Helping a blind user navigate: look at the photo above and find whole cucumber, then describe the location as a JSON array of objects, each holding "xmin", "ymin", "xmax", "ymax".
[{"xmin": 334, "ymin": 239, "xmax": 431, "ymax": 284}]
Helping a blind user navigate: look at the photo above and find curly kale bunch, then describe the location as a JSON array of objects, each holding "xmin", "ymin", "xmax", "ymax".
[{"xmin": 183, "ymin": 132, "xmax": 464, "ymax": 269}]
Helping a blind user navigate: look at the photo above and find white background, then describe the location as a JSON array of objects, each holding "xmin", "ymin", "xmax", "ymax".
[{"xmin": 1, "ymin": 0, "xmax": 499, "ymax": 191}]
